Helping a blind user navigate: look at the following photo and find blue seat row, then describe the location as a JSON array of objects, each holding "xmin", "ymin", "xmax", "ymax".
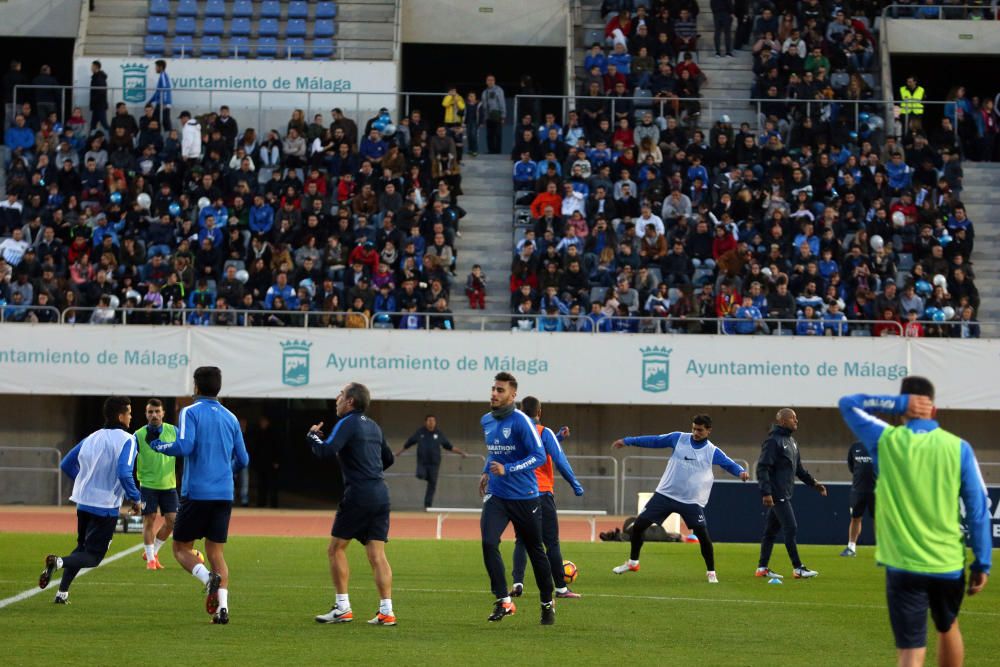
[
  {"xmin": 150, "ymin": 1, "xmax": 337, "ymax": 20},
  {"xmin": 144, "ymin": 34, "xmax": 336, "ymax": 59},
  {"xmin": 147, "ymin": 16, "xmax": 336, "ymax": 38}
]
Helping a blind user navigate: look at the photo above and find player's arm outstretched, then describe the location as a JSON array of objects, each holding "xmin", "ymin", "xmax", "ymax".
[
  {"xmin": 542, "ymin": 427, "xmax": 584, "ymax": 496},
  {"xmin": 712, "ymin": 448, "xmax": 750, "ymax": 481},
  {"xmin": 836, "ymin": 393, "xmax": 932, "ymax": 459},
  {"xmin": 611, "ymin": 432, "xmax": 682, "ymax": 449},
  {"xmin": 151, "ymin": 407, "xmax": 197, "ymax": 457}
]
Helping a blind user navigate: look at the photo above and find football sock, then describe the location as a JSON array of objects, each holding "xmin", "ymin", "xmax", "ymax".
[
  {"xmin": 218, "ymin": 588, "xmax": 228, "ymax": 610},
  {"xmin": 500, "ymin": 596, "xmax": 512, "ymax": 604},
  {"xmin": 379, "ymin": 598, "xmax": 393, "ymax": 615},
  {"xmin": 336, "ymin": 593, "xmax": 350, "ymax": 610},
  {"xmin": 628, "ymin": 559, "xmax": 639, "ymax": 566},
  {"xmin": 144, "ymin": 544, "xmax": 155, "ymax": 561},
  {"xmin": 55, "ymin": 557, "xmax": 64, "ymax": 569},
  {"xmin": 192, "ymin": 563, "xmax": 211, "ymax": 585},
  {"xmin": 848, "ymin": 541, "xmax": 856, "ymax": 551},
  {"xmin": 55, "ymin": 591, "xmax": 68, "ymax": 601},
  {"xmin": 153, "ymin": 538, "xmax": 166, "ymax": 555},
  {"xmin": 555, "ymin": 587, "xmax": 568, "ymax": 594}
]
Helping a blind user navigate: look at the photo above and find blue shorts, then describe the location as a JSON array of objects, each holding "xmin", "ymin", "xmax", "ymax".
[
  {"xmin": 140, "ymin": 487, "xmax": 179, "ymax": 516},
  {"xmin": 638, "ymin": 492, "xmax": 706, "ymax": 529},
  {"xmin": 886, "ymin": 569, "xmax": 965, "ymax": 649}
]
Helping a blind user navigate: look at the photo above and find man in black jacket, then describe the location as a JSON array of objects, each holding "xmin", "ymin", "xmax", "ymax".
[
  {"xmin": 841, "ymin": 441, "xmax": 875, "ymax": 557},
  {"xmin": 396, "ymin": 415, "xmax": 468, "ymax": 508},
  {"xmin": 89, "ymin": 61, "xmax": 109, "ymax": 134},
  {"xmin": 755, "ymin": 408, "xmax": 827, "ymax": 579},
  {"xmin": 711, "ymin": 0, "xmax": 734, "ymax": 57}
]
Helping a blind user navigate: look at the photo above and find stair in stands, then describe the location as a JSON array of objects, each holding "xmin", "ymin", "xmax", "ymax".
[
  {"xmin": 957, "ymin": 162, "xmax": 1000, "ymax": 325},
  {"xmin": 694, "ymin": 0, "xmax": 757, "ymax": 129}
]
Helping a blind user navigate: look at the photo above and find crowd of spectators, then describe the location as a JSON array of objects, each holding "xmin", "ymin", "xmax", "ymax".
[
  {"xmin": 506, "ymin": 0, "xmax": 982, "ymax": 336},
  {"xmin": 0, "ymin": 59, "xmax": 483, "ymax": 329}
]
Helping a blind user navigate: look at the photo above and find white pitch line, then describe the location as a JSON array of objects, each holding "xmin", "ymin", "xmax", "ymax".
[{"xmin": 0, "ymin": 543, "xmax": 144, "ymax": 610}]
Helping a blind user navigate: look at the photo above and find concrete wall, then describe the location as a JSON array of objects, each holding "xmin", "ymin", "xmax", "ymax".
[
  {"xmin": 401, "ymin": 0, "xmax": 566, "ymax": 47},
  {"xmin": 0, "ymin": 396, "xmax": 78, "ymax": 505},
  {"xmin": 0, "ymin": 0, "xmax": 83, "ymax": 38},
  {"xmin": 885, "ymin": 18, "xmax": 1000, "ymax": 55}
]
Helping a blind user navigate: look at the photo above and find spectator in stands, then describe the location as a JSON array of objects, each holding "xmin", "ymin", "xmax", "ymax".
[
  {"xmin": 148, "ymin": 60, "xmax": 173, "ymax": 132},
  {"xmin": 88, "ymin": 61, "xmax": 109, "ymax": 135},
  {"xmin": 482, "ymin": 75, "xmax": 506, "ymax": 155}
]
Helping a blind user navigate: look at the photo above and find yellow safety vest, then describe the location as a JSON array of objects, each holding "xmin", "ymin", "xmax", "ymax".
[{"xmin": 899, "ymin": 85, "xmax": 924, "ymax": 115}]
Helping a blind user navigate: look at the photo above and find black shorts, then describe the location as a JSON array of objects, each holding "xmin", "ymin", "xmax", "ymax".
[
  {"xmin": 331, "ymin": 484, "xmax": 391, "ymax": 544},
  {"xmin": 140, "ymin": 487, "xmax": 179, "ymax": 516},
  {"xmin": 850, "ymin": 489, "xmax": 875, "ymax": 519},
  {"xmin": 173, "ymin": 498, "xmax": 233, "ymax": 544},
  {"xmin": 480, "ymin": 495, "xmax": 544, "ymax": 547},
  {"xmin": 639, "ymin": 492, "xmax": 707, "ymax": 529},
  {"xmin": 886, "ymin": 569, "xmax": 965, "ymax": 649},
  {"xmin": 76, "ymin": 510, "xmax": 118, "ymax": 560}
]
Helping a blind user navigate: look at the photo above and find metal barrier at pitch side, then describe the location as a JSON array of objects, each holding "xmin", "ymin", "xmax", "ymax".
[
  {"xmin": 563, "ymin": 455, "xmax": 619, "ymax": 515},
  {"xmin": 383, "ymin": 452, "xmax": 487, "ymax": 510},
  {"xmin": 620, "ymin": 454, "xmax": 751, "ymax": 517},
  {"xmin": 0, "ymin": 447, "xmax": 63, "ymax": 506}
]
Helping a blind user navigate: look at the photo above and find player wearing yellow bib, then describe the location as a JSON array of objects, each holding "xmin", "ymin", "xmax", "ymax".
[
  {"xmin": 838, "ymin": 377, "xmax": 991, "ymax": 667},
  {"xmin": 135, "ymin": 398, "xmax": 178, "ymax": 570}
]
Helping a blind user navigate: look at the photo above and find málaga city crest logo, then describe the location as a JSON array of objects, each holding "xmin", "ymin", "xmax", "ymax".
[
  {"xmin": 281, "ymin": 340, "xmax": 312, "ymax": 386},
  {"xmin": 120, "ymin": 63, "xmax": 149, "ymax": 104},
  {"xmin": 640, "ymin": 347, "xmax": 671, "ymax": 393}
]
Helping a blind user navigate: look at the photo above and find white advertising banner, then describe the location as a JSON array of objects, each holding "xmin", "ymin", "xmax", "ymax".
[{"xmin": 0, "ymin": 325, "xmax": 992, "ymax": 409}]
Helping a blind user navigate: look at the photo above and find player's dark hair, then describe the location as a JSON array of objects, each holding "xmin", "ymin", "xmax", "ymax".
[
  {"xmin": 520, "ymin": 396, "xmax": 541, "ymax": 419},
  {"xmin": 494, "ymin": 371, "xmax": 518, "ymax": 390},
  {"xmin": 900, "ymin": 375, "xmax": 934, "ymax": 400},
  {"xmin": 345, "ymin": 383, "xmax": 370, "ymax": 413},
  {"xmin": 692, "ymin": 414, "xmax": 713, "ymax": 429},
  {"xmin": 146, "ymin": 398, "xmax": 163, "ymax": 408},
  {"xmin": 103, "ymin": 395, "xmax": 131, "ymax": 427},
  {"xmin": 193, "ymin": 366, "xmax": 222, "ymax": 397},
  {"xmin": 425, "ymin": 414, "xmax": 436, "ymax": 420}
]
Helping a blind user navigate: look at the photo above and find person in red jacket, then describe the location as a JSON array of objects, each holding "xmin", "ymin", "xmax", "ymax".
[
  {"xmin": 712, "ymin": 224, "xmax": 737, "ymax": 260},
  {"xmin": 348, "ymin": 241, "xmax": 380, "ymax": 275},
  {"xmin": 530, "ymin": 182, "xmax": 563, "ymax": 220}
]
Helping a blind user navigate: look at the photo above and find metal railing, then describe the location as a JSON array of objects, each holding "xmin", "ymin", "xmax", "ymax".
[
  {"xmin": 126, "ymin": 42, "xmax": 394, "ymax": 61},
  {"xmin": 882, "ymin": 3, "xmax": 998, "ymax": 19},
  {"xmin": 383, "ymin": 452, "xmax": 487, "ymax": 509},
  {"xmin": 565, "ymin": 455, "xmax": 619, "ymax": 514},
  {"xmin": 58, "ymin": 306, "xmax": 369, "ymax": 328},
  {"xmin": 0, "ymin": 447, "xmax": 63, "ymax": 506},
  {"xmin": 0, "ymin": 305, "xmax": 61, "ymax": 323},
  {"xmin": 620, "ymin": 454, "xmax": 750, "ymax": 517}
]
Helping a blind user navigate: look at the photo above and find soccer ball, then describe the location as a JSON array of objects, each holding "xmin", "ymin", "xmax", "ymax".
[{"xmin": 562, "ymin": 560, "xmax": 578, "ymax": 584}]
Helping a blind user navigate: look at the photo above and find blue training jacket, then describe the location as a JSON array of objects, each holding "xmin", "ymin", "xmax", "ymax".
[
  {"xmin": 481, "ymin": 408, "xmax": 545, "ymax": 500},
  {"xmin": 153, "ymin": 397, "xmax": 249, "ymax": 501}
]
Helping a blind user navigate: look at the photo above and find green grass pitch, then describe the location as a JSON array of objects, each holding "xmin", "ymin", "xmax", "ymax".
[{"xmin": 1, "ymin": 533, "xmax": 997, "ymax": 666}]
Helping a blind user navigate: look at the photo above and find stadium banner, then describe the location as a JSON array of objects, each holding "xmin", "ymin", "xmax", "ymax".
[
  {"xmin": 0, "ymin": 326, "xmax": 994, "ymax": 409},
  {"xmin": 0, "ymin": 325, "xmax": 191, "ymax": 396}
]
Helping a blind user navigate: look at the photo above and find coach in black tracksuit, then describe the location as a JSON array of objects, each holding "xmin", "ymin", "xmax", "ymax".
[
  {"xmin": 396, "ymin": 415, "xmax": 468, "ymax": 508},
  {"xmin": 841, "ymin": 441, "xmax": 876, "ymax": 556},
  {"xmin": 755, "ymin": 408, "xmax": 827, "ymax": 577}
]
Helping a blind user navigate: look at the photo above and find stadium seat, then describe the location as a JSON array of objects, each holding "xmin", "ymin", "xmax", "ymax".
[
  {"xmin": 147, "ymin": 15, "xmax": 169, "ymax": 35},
  {"xmin": 258, "ymin": 18, "xmax": 280, "ymax": 38},
  {"xmin": 583, "ymin": 28, "xmax": 603, "ymax": 47},
  {"xmin": 315, "ymin": 1, "xmax": 338, "ymax": 19},
  {"xmin": 229, "ymin": 36, "xmax": 250, "ymax": 56},
  {"xmin": 148, "ymin": 0, "xmax": 170, "ymax": 17},
  {"xmin": 203, "ymin": 17, "xmax": 225, "ymax": 37},
  {"xmin": 175, "ymin": 16, "xmax": 197, "ymax": 35},
  {"xmin": 311, "ymin": 38, "xmax": 336, "ymax": 58},
  {"xmin": 176, "ymin": 0, "xmax": 198, "ymax": 17},
  {"xmin": 314, "ymin": 19, "xmax": 336, "ymax": 38},
  {"xmin": 144, "ymin": 34, "xmax": 166, "ymax": 55},
  {"xmin": 201, "ymin": 35, "xmax": 222, "ymax": 57},
  {"xmin": 286, "ymin": 37, "xmax": 306, "ymax": 59},
  {"xmin": 232, "ymin": 0, "xmax": 254, "ymax": 19},
  {"xmin": 288, "ymin": 1, "xmax": 309, "ymax": 19},
  {"xmin": 231, "ymin": 17, "xmax": 251, "ymax": 37},
  {"xmin": 260, "ymin": 1, "xmax": 281, "ymax": 19},
  {"xmin": 204, "ymin": 0, "xmax": 226, "ymax": 18},
  {"xmin": 172, "ymin": 35, "xmax": 194, "ymax": 57},
  {"xmin": 286, "ymin": 19, "xmax": 307, "ymax": 38},
  {"xmin": 256, "ymin": 36, "xmax": 278, "ymax": 58}
]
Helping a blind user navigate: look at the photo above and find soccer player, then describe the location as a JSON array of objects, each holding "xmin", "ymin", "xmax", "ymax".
[
  {"xmin": 755, "ymin": 408, "xmax": 827, "ymax": 580},
  {"xmin": 150, "ymin": 366, "xmax": 249, "ymax": 625},
  {"xmin": 479, "ymin": 372, "xmax": 555, "ymax": 625},
  {"xmin": 510, "ymin": 396, "xmax": 584, "ymax": 599},
  {"xmin": 838, "ymin": 377, "xmax": 990, "ymax": 667},
  {"xmin": 841, "ymin": 440, "xmax": 875, "ymax": 557},
  {"xmin": 135, "ymin": 398, "xmax": 178, "ymax": 570},
  {"xmin": 39, "ymin": 396, "xmax": 141, "ymax": 603},
  {"xmin": 610, "ymin": 414, "xmax": 748, "ymax": 583},
  {"xmin": 308, "ymin": 382, "xmax": 397, "ymax": 626},
  {"xmin": 395, "ymin": 414, "xmax": 469, "ymax": 508}
]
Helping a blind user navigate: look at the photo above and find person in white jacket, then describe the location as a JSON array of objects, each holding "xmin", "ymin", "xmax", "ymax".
[{"xmin": 179, "ymin": 111, "xmax": 202, "ymax": 161}]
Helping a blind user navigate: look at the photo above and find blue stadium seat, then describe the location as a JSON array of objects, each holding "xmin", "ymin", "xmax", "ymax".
[
  {"xmin": 176, "ymin": 0, "xmax": 198, "ymax": 17},
  {"xmin": 200, "ymin": 35, "xmax": 222, "ymax": 57},
  {"xmin": 204, "ymin": 0, "xmax": 226, "ymax": 18},
  {"xmin": 203, "ymin": 17, "xmax": 225, "ymax": 36},
  {"xmin": 172, "ymin": 35, "xmax": 194, "ymax": 57},
  {"xmin": 147, "ymin": 15, "xmax": 169, "ymax": 35},
  {"xmin": 260, "ymin": 1, "xmax": 281, "ymax": 19},
  {"xmin": 232, "ymin": 0, "xmax": 254, "ymax": 19},
  {"xmin": 175, "ymin": 16, "xmax": 197, "ymax": 35},
  {"xmin": 231, "ymin": 17, "xmax": 251, "ymax": 36},
  {"xmin": 256, "ymin": 36, "xmax": 278, "ymax": 58},
  {"xmin": 314, "ymin": 19, "xmax": 336, "ymax": 38},
  {"xmin": 144, "ymin": 34, "xmax": 166, "ymax": 55},
  {"xmin": 258, "ymin": 18, "xmax": 279, "ymax": 37},
  {"xmin": 312, "ymin": 39, "xmax": 335, "ymax": 59},
  {"xmin": 315, "ymin": 2, "xmax": 338, "ymax": 19},
  {"xmin": 288, "ymin": 1, "xmax": 309, "ymax": 19},
  {"xmin": 148, "ymin": 0, "xmax": 171, "ymax": 17},
  {"xmin": 286, "ymin": 19, "xmax": 307, "ymax": 38},
  {"xmin": 229, "ymin": 36, "xmax": 250, "ymax": 56},
  {"xmin": 286, "ymin": 37, "xmax": 306, "ymax": 59}
]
